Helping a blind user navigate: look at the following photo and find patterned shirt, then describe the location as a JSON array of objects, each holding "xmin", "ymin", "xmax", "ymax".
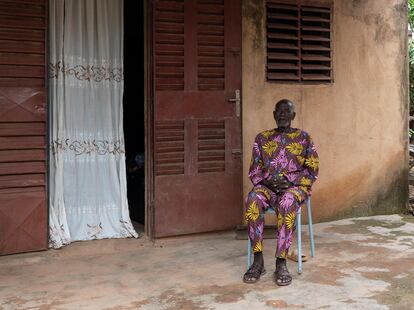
[{"xmin": 248, "ymin": 128, "xmax": 319, "ymax": 194}]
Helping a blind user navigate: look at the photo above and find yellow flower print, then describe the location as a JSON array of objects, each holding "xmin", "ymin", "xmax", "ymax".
[
  {"xmin": 287, "ymin": 130, "xmax": 301, "ymax": 139},
  {"xmin": 288, "ymin": 189, "xmax": 302, "ymax": 202},
  {"xmin": 258, "ymin": 159, "xmax": 264, "ymax": 168},
  {"xmin": 263, "ymin": 141, "xmax": 278, "ymax": 156},
  {"xmin": 279, "ymin": 249, "xmax": 287, "ymax": 258},
  {"xmin": 297, "ymin": 155, "xmax": 305, "ymax": 166},
  {"xmin": 285, "ymin": 212, "xmax": 296, "ymax": 230},
  {"xmin": 300, "ymin": 177, "xmax": 312, "ymax": 187},
  {"xmin": 277, "ymin": 213, "xmax": 283, "ymax": 230},
  {"xmin": 246, "ymin": 201, "xmax": 259, "ymax": 222},
  {"xmin": 286, "ymin": 142, "xmax": 303, "ymax": 155},
  {"xmin": 299, "ymin": 186, "xmax": 309, "ymax": 194},
  {"xmin": 262, "ymin": 129, "xmax": 275, "ymax": 139},
  {"xmin": 256, "ymin": 188, "xmax": 270, "ymax": 200},
  {"xmin": 305, "ymin": 155, "xmax": 319, "ymax": 170},
  {"xmin": 253, "ymin": 241, "xmax": 263, "ymax": 253}
]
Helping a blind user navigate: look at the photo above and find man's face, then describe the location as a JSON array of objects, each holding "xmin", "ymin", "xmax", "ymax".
[{"xmin": 274, "ymin": 102, "xmax": 295, "ymax": 128}]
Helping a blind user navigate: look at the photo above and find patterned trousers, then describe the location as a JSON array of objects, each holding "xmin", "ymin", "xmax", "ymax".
[{"xmin": 245, "ymin": 184, "xmax": 307, "ymax": 258}]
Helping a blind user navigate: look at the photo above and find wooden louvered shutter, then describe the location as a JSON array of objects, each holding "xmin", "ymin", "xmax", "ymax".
[
  {"xmin": 155, "ymin": 120, "xmax": 185, "ymax": 176},
  {"xmin": 197, "ymin": 1, "xmax": 225, "ymax": 91},
  {"xmin": 266, "ymin": 0, "xmax": 332, "ymax": 83},
  {"xmin": 154, "ymin": 0, "xmax": 185, "ymax": 177},
  {"xmin": 152, "ymin": 0, "xmax": 242, "ymax": 237},
  {"xmin": 0, "ymin": 0, "xmax": 47, "ymax": 255},
  {"xmin": 197, "ymin": 120, "xmax": 225, "ymax": 173},
  {"xmin": 154, "ymin": 0, "xmax": 185, "ymax": 91},
  {"xmin": 266, "ymin": 2, "xmax": 300, "ymax": 81},
  {"xmin": 300, "ymin": 4, "xmax": 332, "ymax": 81}
]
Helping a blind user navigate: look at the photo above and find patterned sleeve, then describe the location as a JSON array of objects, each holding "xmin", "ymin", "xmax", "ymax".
[
  {"xmin": 248, "ymin": 134, "xmax": 267, "ymax": 185},
  {"xmin": 289, "ymin": 134, "xmax": 319, "ymax": 189}
]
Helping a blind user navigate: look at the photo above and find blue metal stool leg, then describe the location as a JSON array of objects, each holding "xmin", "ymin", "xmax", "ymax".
[
  {"xmin": 247, "ymin": 238, "xmax": 252, "ymax": 268},
  {"xmin": 297, "ymin": 207, "xmax": 302, "ymax": 274},
  {"xmin": 307, "ymin": 197, "xmax": 315, "ymax": 258}
]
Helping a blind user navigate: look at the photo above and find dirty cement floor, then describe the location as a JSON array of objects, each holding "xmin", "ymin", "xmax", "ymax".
[{"xmin": 1, "ymin": 214, "xmax": 414, "ymax": 310}]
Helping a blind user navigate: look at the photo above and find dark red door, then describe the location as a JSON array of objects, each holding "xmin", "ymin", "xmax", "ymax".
[
  {"xmin": 0, "ymin": 0, "xmax": 47, "ymax": 254},
  {"xmin": 153, "ymin": 0, "xmax": 242, "ymax": 237}
]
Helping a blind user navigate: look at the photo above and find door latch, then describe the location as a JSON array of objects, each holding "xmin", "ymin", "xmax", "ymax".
[{"xmin": 228, "ymin": 89, "xmax": 240, "ymax": 117}]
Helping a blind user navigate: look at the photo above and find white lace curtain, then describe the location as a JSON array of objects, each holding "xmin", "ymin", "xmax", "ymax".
[{"xmin": 48, "ymin": 0, "xmax": 137, "ymax": 248}]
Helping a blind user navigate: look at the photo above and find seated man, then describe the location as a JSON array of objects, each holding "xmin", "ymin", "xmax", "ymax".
[{"xmin": 243, "ymin": 99, "xmax": 319, "ymax": 286}]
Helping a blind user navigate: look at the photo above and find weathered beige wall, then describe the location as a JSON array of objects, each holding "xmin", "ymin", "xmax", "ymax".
[{"xmin": 242, "ymin": 0, "xmax": 409, "ymax": 223}]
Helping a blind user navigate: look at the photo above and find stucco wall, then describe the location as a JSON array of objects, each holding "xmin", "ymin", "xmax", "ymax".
[{"xmin": 242, "ymin": 0, "xmax": 409, "ymax": 223}]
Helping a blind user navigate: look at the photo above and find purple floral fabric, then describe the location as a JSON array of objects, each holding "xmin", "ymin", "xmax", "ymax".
[{"xmin": 245, "ymin": 128, "xmax": 319, "ymax": 258}]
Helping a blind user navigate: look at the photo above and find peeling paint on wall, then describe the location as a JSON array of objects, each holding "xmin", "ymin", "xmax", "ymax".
[{"xmin": 242, "ymin": 0, "xmax": 263, "ymax": 49}]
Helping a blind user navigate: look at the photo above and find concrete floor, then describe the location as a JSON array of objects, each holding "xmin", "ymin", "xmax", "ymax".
[{"xmin": 1, "ymin": 214, "xmax": 414, "ymax": 310}]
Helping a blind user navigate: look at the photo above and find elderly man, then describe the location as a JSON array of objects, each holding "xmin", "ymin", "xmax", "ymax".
[{"xmin": 243, "ymin": 99, "xmax": 319, "ymax": 286}]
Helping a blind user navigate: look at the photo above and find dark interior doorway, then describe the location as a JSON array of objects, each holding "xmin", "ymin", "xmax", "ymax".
[{"xmin": 123, "ymin": 0, "xmax": 145, "ymax": 227}]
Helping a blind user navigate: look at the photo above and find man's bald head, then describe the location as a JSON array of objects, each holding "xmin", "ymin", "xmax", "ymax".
[
  {"xmin": 274, "ymin": 99, "xmax": 295, "ymax": 113},
  {"xmin": 273, "ymin": 99, "xmax": 296, "ymax": 129}
]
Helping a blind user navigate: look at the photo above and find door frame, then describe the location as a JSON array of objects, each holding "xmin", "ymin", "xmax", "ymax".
[
  {"xmin": 46, "ymin": 0, "xmax": 50, "ymax": 248},
  {"xmin": 144, "ymin": 0, "xmax": 155, "ymax": 239}
]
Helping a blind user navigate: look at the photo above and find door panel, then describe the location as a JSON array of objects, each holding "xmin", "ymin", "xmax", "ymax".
[
  {"xmin": 0, "ymin": 0, "xmax": 47, "ymax": 255},
  {"xmin": 0, "ymin": 189, "xmax": 46, "ymax": 255},
  {"xmin": 153, "ymin": 0, "xmax": 242, "ymax": 237}
]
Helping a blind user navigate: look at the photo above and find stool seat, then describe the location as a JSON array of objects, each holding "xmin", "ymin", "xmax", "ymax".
[{"xmin": 247, "ymin": 197, "xmax": 315, "ymax": 274}]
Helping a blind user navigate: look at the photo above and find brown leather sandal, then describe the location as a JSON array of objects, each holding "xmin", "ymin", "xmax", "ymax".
[
  {"xmin": 274, "ymin": 265, "xmax": 292, "ymax": 286},
  {"xmin": 243, "ymin": 264, "xmax": 266, "ymax": 284}
]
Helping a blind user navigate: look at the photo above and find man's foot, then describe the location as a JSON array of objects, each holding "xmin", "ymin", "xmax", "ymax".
[
  {"xmin": 274, "ymin": 258, "xmax": 292, "ymax": 286},
  {"xmin": 243, "ymin": 262, "xmax": 266, "ymax": 283},
  {"xmin": 243, "ymin": 252, "xmax": 265, "ymax": 284}
]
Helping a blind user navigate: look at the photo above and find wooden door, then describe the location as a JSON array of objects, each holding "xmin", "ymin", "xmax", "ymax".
[
  {"xmin": 153, "ymin": 0, "xmax": 242, "ymax": 237},
  {"xmin": 0, "ymin": 0, "xmax": 47, "ymax": 255}
]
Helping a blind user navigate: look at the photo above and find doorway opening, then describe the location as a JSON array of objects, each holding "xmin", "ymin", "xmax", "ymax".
[{"xmin": 123, "ymin": 0, "xmax": 145, "ymax": 233}]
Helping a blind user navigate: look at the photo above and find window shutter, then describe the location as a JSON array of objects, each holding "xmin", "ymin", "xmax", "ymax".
[
  {"xmin": 300, "ymin": 5, "xmax": 332, "ymax": 82},
  {"xmin": 266, "ymin": 1, "xmax": 332, "ymax": 83},
  {"xmin": 266, "ymin": 2, "xmax": 300, "ymax": 82}
]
